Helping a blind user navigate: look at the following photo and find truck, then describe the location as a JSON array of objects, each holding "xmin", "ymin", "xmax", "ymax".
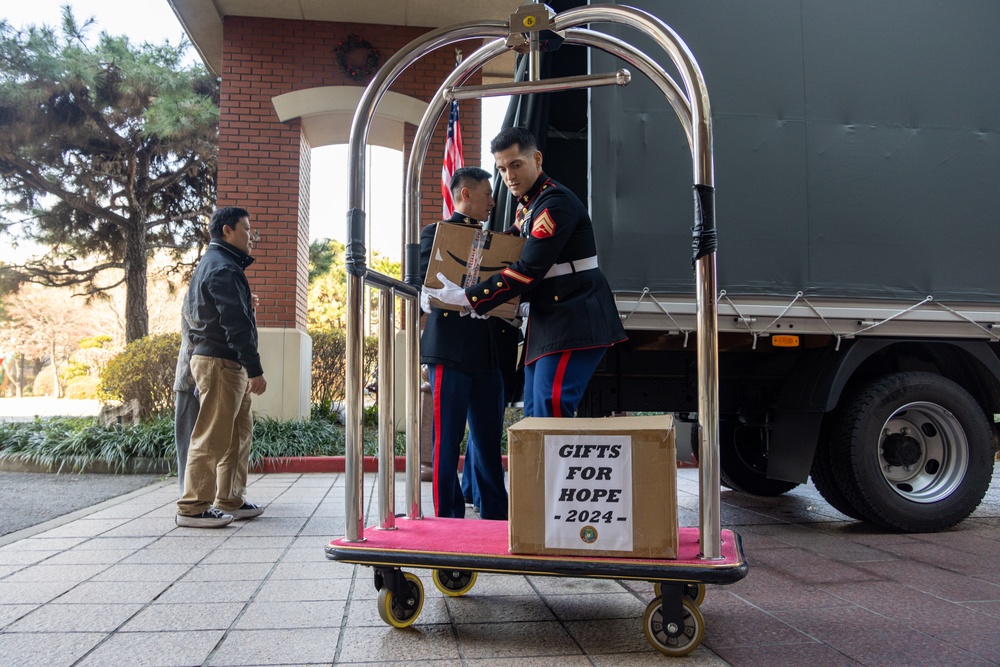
[{"xmin": 497, "ymin": 0, "xmax": 1000, "ymax": 532}]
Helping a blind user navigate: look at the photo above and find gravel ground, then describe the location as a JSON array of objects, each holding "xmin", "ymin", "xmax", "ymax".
[
  {"xmin": 0, "ymin": 398, "xmax": 167, "ymax": 537},
  {"xmin": 0, "ymin": 471, "xmax": 166, "ymax": 537}
]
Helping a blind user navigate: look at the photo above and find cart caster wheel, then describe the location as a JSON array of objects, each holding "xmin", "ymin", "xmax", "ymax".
[
  {"xmin": 432, "ymin": 569, "xmax": 478, "ymax": 596},
  {"xmin": 643, "ymin": 597, "xmax": 705, "ymax": 657},
  {"xmin": 376, "ymin": 572, "xmax": 424, "ymax": 628},
  {"xmin": 653, "ymin": 581, "xmax": 706, "ymax": 606}
]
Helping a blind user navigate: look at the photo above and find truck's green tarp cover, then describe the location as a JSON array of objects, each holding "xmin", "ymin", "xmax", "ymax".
[{"xmin": 590, "ymin": 0, "xmax": 1000, "ymax": 301}]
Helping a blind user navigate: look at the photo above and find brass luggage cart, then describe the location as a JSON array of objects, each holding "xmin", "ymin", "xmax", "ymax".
[{"xmin": 326, "ymin": 3, "xmax": 747, "ymax": 656}]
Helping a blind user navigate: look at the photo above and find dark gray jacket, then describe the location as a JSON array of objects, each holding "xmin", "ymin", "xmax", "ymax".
[{"xmin": 186, "ymin": 239, "xmax": 263, "ymax": 378}]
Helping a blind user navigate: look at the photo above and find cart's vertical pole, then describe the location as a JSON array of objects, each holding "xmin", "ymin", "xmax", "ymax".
[
  {"xmin": 695, "ymin": 251, "xmax": 721, "ymax": 558},
  {"xmin": 344, "ymin": 209, "xmax": 367, "ymax": 542},
  {"xmin": 404, "ymin": 239, "xmax": 422, "ymax": 519},
  {"xmin": 377, "ymin": 288, "xmax": 396, "ymax": 529},
  {"xmin": 692, "ymin": 81, "xmax": 721, "ymax": 562}
]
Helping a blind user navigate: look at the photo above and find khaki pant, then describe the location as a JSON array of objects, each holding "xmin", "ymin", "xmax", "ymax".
[{"xmin": 177, "ymin": 355, "xmax": 253, "ymax": 516}]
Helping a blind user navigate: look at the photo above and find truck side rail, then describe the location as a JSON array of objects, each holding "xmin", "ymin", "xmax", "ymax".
[{"xmin": 618, "ymin": 291, "xmax": 1000, "ymax": 343}]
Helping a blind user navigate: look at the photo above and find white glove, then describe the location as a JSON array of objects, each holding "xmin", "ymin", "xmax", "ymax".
[
  {"xmin": 419, "ymin": 287, "xmax": 432, "ymax": 313},
  {"xmin": 469, "ymin": 310, "xmax": 490, "ymax": 320},
  {"xmin": 517, "ymin": 301, "xmax": 530, "ymax": 318},
  {"xmin": 423, "ymin": 272, "xmax": 471, "ymax": 308}
]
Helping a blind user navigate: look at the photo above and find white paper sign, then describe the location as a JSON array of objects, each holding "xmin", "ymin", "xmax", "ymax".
[{"xmin": 544, "ymin": 434, "xmax": 633, "ymax": 551}]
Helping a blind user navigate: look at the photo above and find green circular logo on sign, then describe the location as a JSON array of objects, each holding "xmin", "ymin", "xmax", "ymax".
[{"xmin": 580, "ymin": 526, "xmax": 598, "ymax": 544}]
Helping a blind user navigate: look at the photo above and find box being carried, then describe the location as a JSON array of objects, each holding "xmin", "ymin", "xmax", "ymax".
[
  {"xmin": 424, "ymin": 221, "xmax": 524, "ymax": 320},
  {"xmin": 507, "ymin": 415, "xmax": 678, "ymax": 559}
]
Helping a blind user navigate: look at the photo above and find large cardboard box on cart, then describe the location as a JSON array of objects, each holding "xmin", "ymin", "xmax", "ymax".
[
  {"xmin": 424, "ymin": 221, "xmax": 523, "ymax": 320},
  {"xmin": 507, "ymin": 415, "xmax": 678, "ymax": 558}
]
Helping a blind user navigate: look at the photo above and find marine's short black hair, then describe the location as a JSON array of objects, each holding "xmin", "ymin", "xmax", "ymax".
[
  {"xmin": 449, "ymin": 166, "xmax": 491, "ymax": 196},
  {"xmin": 489, "ymin": 127, "xmax": 537, "ymax": 155}
]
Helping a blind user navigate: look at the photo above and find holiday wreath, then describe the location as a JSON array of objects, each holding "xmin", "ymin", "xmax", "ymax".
[{"xmin": 335, "ymin": 34, "xmax": 380, "ymax": 82}]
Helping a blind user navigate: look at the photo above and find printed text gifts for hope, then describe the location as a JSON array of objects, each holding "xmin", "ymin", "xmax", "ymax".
[{"xmin": 555, "ymin": 442, "xmax": 625, "ymax": 521}]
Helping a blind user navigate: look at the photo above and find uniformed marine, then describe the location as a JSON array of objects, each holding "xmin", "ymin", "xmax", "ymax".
[
  {"xmin": 426, "ymin": 128, "xmax": 627, "ymax": 418},
  {"xmin": 420, "ymin": 167, "xmax": 516, "ymax": 520}
]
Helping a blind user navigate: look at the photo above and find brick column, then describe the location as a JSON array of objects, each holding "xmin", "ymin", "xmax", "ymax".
[{"xmin": 217, "ymin": 16, "xmax": 483, "ymax": 418}]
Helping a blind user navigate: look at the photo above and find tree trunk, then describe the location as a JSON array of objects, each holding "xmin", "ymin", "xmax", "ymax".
[
  {"xmin": 123, "ymin": 215, "xmax": 149, "ymax": 343},
  {"xmin": 16, "ymin": 354, "xmax": 24, "ymax": 397},
  {"xmin": 50, "ymin": 340, "xmax": 61, "ymax": 398}
]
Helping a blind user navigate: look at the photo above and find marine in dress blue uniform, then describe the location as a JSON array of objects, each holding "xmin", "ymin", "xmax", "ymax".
[
  {"xmin": 420, "ymin": 168, "xmax": 517, "ymax": 520},
  {"xmin": 433, "ymin": 128, "xmax": 627, "ymax": 418}
]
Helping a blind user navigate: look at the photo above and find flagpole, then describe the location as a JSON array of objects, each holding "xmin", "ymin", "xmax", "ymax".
[{"xmin": 441, "ymin": 48, "xmax": 466, "ymax": 219}]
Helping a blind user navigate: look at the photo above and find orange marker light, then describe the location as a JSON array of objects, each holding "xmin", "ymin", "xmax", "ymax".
[{"xmin": 771, "ymin": 335, "xmax": 799, "ymax": 348}]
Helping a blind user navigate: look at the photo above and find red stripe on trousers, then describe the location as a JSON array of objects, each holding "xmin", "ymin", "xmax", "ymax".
[
  {"xmin": 432, "ymin": 364, "xmax": 444, "ymax": 515},
  {"xmin": 551, "ymin": 351, "xmax": 572, "ymax": 418}
]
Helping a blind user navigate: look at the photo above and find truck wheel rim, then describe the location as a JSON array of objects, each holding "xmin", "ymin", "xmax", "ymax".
[{"xmin": 878, "ymin": 401, "xmax": 968, "ymax": 503}]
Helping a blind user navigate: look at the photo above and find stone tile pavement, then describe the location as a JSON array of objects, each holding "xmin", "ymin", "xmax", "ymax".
[{"xmin": 1, "ymin": 468, "xmax": 999, "ymax": 666}]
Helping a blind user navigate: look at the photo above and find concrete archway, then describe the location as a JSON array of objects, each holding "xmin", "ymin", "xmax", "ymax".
[{"xmin": 272, "ymin": 86, "xmax": 429, "ymax": 150}]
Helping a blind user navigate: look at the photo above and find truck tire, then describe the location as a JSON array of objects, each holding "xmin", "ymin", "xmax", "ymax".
[
  {"xmin": 810, "ymin": 432, "xmax": 866, "ymax": 521},
  {"xmin": 829, "ymin": 372, "xmax": 995, "ymax": 533},
  {"xmin": 692, "ymin": 421, "xmax": 800, "ymax": 496}
]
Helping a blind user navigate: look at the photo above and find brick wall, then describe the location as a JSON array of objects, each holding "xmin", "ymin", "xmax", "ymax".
[{"xmin": 219, "ymin": 17, "xmax": 484, "ymax": 329}]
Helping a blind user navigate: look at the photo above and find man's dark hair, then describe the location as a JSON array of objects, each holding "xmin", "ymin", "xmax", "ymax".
[
  {"xmin": 490, "ymin": 126, "xmax": 537, "ymax": 155},
  {"xmin": 209, "ymin": 206, "xmax": 250, "ymax": 239},
  {"xmin": 450, "ymin": 166, "xmax": 491, "ymax": 196}
]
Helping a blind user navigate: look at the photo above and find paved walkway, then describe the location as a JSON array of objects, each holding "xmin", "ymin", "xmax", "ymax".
[{"xmin": 1, "ymin": 468, "xmax": 998, "ymax": 666}]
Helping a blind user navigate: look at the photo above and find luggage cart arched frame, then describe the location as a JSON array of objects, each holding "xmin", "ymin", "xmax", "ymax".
[{"xmin": 326, "ymin": 2, "xmax": 747, "ymax": 656}]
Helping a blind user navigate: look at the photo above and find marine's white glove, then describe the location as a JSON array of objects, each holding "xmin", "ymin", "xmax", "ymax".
[
  {"xmin": 517, "ymin": 301, "xmax": 530, "ymax": 318},
  {"xmin": 468, "ymin": 310, "xmax": 490, "ymax": 320},
  {"xmin": 419, "ymin": 287, "xmax": 432, "ymax": 313},
  {"xmin": 423, "ymin": 272, "xmax": 471, "ymax": 308}
]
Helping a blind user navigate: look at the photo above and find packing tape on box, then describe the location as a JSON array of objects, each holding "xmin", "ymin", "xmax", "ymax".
[{"xmin": 463, "ymin": 229, "xmax": 486, "ymax": 288}]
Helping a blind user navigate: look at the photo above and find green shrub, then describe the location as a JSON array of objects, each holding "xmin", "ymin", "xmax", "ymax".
[
  {"xmin": 61, "ymin": 360, "xmax": 89, "ymax": 382},
  {"xmin": 65, "ymin": 375, "xmax": 101, "ymax": 399},
  {"xmin": 99, "ymin": 333, "xmax": 180, "ymax": 420},
  {"xmin": 310, "ymin": 330, "xmax": 378, "ymax": 416},
  {"xmin": 0, "ymin": 412, "xmax": 399, "ymax": 472},
  {"xmin": 32, "ymin": 365, "xmax": 58, "ymax": 397},
  {"xmin": 72, "ymin": 335, "xmax": 117, "ymax": 378},
  {"xmin": 0, "ymin": 416, "xmax": 174, "ymax": 473}
]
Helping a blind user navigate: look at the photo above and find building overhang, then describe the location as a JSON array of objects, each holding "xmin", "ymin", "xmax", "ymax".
[{"xmin": 166, "ymin": 0, "xmax": 520, "ymax": 82}]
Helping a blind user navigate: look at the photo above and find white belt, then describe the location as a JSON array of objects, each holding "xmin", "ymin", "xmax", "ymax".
[{"xmin": 544, "ymin": 255, "xmax": 599, "ymax": 279}]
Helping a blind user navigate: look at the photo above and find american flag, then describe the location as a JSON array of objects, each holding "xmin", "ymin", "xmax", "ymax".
[{"xmin": 442, "ymin": 100, "xmax": 464, "ymax": 218}]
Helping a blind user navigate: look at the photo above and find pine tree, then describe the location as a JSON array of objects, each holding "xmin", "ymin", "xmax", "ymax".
[{"xmin": 0, "ymin": 8, "xmax": 218, "ymax": 342}]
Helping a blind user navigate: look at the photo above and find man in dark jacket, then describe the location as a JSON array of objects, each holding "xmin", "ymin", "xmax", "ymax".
[
  {"xmin": 426, "ymin": 128, "xmax": 627, "ymax": 418},
  {"xmin": 176, "ymin": 206, "xmax": 267, "ymax": 528},
  {"xmin": 420, "ymin": 167, "xmax": 516, "ymax": 520}
]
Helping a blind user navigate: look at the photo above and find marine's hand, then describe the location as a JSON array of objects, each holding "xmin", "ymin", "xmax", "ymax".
[
  {"xmin": 419, "ymin": 287, "xmax": 432, "ymax": 313},
  {"xmin": 517, "ymin": 301, "xmax": 530, "ymax": 318},
  {"xmin": 423, "ymin": 272, "xmax": 470, "ymax": 308},
  {"xmin": 247, "ymin": 375, "xmax": 267, "ymax": 395},
  {"xmin": 468, "ymin": 309, "xmax": 490, "ymax": 320}
]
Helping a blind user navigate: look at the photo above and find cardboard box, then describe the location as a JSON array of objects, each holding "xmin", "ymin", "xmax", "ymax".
[
  {"xmin": 507, "ymin": 415, "xmax": 678, "ymax": 558},
  {"xmin": 424, "ymin": 221, "xmax": 524, "ymax": 320}
]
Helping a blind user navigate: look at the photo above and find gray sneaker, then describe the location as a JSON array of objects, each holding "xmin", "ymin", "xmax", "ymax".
[
  {"xmin": 176, "ymin": 507, "xmax": 234, "ymax": 528},
  {"xmin": 229, "ymin": 501, "xmax": 264, "ymax": 520}
]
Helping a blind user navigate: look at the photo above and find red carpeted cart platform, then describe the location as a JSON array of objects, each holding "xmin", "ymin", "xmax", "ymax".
[{"xmin": 326, "ymin": 517, "xmax": 748, "ymax": 656}]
